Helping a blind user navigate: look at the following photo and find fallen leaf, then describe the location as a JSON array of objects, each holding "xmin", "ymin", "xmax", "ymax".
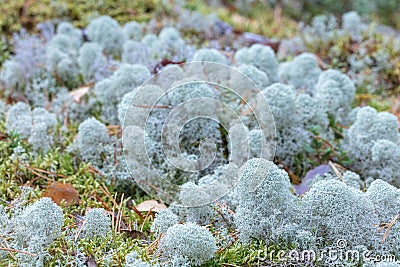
[
  {"xmin": 121, "ymin": 229, "xmax": 148, "ymax": 240},
  {"xmin": 70, "ymin": 86, "xmax": 90, "ymax": 103},
  {"xmin": 43, "ymin": 181, "xmax": 79, "ymax": 206},
  {"xmin": 135, "ymin": 199, "xmax": 167, "ymax": 212}
]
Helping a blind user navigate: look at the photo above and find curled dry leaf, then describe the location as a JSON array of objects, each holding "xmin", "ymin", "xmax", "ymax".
[
  {"xmin": 43, "ymin": 181, "xmax": 79, "ymax": 206},
  {"xmin": 121, "ymin": 229, "xmax": 149, "ymax": 241},
  {"xmin": 69, "ymin": 86, "xmax": 90, "ymax": 103},
  {"xmin": 135, "ymin": 199, "xmax": 167, "ymax": 213}
]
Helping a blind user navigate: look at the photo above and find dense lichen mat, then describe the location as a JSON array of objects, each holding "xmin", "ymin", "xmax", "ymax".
[{"xmin": 0, "ymin": 1, "xmax": 400, "ymax": 266}]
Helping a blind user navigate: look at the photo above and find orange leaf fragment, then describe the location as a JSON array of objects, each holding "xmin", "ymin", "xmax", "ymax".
[{"xmin": 43, "ymin": 181, "xmax": 79, "ymax": 206}]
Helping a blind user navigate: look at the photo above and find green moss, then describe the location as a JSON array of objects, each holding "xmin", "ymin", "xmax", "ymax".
[{"xmin": 0, "ymin": 0, "xmax": 157, "ymax": 36}]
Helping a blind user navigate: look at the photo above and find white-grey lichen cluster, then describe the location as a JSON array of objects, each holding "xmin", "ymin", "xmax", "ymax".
[
  {"xmin": 116, "ymin": 42, "xmax": 365, "ymax": 210},
  {"xmin": 192, "ymin": 48, "xmax": 228, "ymax": 64},
  {"xmin": 82, "ymin": 208, "xmax": 111, "ymax": 239},
  {"xmin": 0, "ymin": 197, "xmax": 119, "ymax": 266},
  {"xmin": 365, "ymin": 179, "xmax": 400, "ymax": 253},
  {"xmin": 258, "ymin": 83, "xmax": 312, "ymax": 169},
  {"xmin": 68, "ymin": 117, "xmax": 111, "ymax": 165},
  {"xmin": 7, "ymin": 197, "xmax": 64, "ymax": 266},
  {"xmin": 6, "ymin": 102, "xmax": 57, "ymax": 154},
  {"xmin": 235, "ymin": 44, "xmax": 279, "ymax": 82},
  {"xmin": 278, "ymin": 52, "xmax": 321, "ymax": 93},
  {"xmin": 153, "ymin": 158, "xmax": 400, "ymax": 265},
  {"xmin": 233, "ymin": 158, "xmax": 400, "ymax": 261},
  {"xmin": 78, "ymin": 42, "xmax": 108, "ymax": 82},
  {"xmin": 302, "ymin": 179, "xmax": 378, "ymax": 248},
  {"xmin": 45, "ymin": 30, "xmax": 80, "ymax": 88},
  {"xmin": 86, "ymin": 16, "xmax": 125, "ymax": 56},
  {"xmin": 315, "ymin": 69, "xmax": 356, "ymax": 123},
  {"xmin": 233, "ymin": 64, "xmax": 271, "ymax": 90},
  {"xmin": 295, "ymin": 93, "xmax": 330, "ymax": 138},
  {"xmin": 122, "ymin": 26, "xmax": 194, "ymax": 70},
  {"xmin": 342, "ymin": 106, "xmax": 400, "ymax": 186},
  {"xmin": 5, "ymin": 102, "xmax": 32, "ymax": 139},
  {"xmin": 94, "ymin": 63, "xmax": 151, "ymax": 124},
  {"xmin": 0, "ymin": 16, "xmax": 359, "ymax": 184},
  {"xmin": 158, "ymin": 222, "xmax": 217, "ymax": 266},
  {"xmin": 234, "ymin": 158, "xmax": 298, "ymax": 242},
  {"xmin": 151, "ymin": 209, "xmax": 179, "ymax": 236}
]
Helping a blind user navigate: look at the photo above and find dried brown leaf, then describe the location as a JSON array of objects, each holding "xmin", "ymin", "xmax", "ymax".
[
  {"xmin": 121, "ymin": 229, "xmax": 148, "ymax": 240},
  {"xmin": 135, "ymin": 199, "xmax": 167, "ymax": 213},
  {"xmin": 43, "ymin": 181, "xmax": 79, "ymax": 206}
]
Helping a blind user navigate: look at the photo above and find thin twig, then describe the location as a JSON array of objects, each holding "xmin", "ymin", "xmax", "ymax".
[
  {"xmin": 140, "ymin": 209, "xmax": 152, "ymax": 233},
  {"xmin": 24, "ymin": 165, "xmax": 66, "ymax": 178},
  {"xmin": 376, "ymin": 213, "xmax": 400, "ymax": 243},
  {"xmin": 111, "ymin": 192, "xmax": 117, "ymax": 233},
  {"xmin": 115, "ymin": 193, "xmax": 124, "ymax": 234},
  {"xmin": 134, "ymin": 105, "xmax": 173, "ymax": 109},
  {"xmin": 75, "ymin": 221, "xmax": 85, "ymax": 242},
  {"xmin": 0, "ymin": 247, "xmax": 37, "ymax": 257},
  {"xmin": 87, "ymin": 165, "xmax": 104, "ymax": 176},
  {"xmin": 213, "ymin": 201, "xmax": 234, "ymax": 229},
  {"xmin": 328, "ymin": 161, "xmax": 343, "ymax": 180},
  {"xmin": 99, "ymin": 185, "xmax": 118, "ymax": 207},
  {"xmin": 147, "ymin": 234, "xmax": 162, "ymax": 255},
  {"xmin": 217, "ymin": 236, "xmax": 237, "ymax": 254},
  {"xmin": 0, "ymin": 235, "xmax": 16, "ymax": 260},
  {"xmin": 277, "ymin": 160, "xmax": 300, "ymax": 184},
  {"xmin": 93, "ymin": 192, "xmax": 112, "ymax": 211},
  {"xmin": 21, "ymin": 163, "xmax": 54, "ymax": 182},
  {"xmin": 128, "ymin": 204, "xmax": 145, "ymax": 221}
]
